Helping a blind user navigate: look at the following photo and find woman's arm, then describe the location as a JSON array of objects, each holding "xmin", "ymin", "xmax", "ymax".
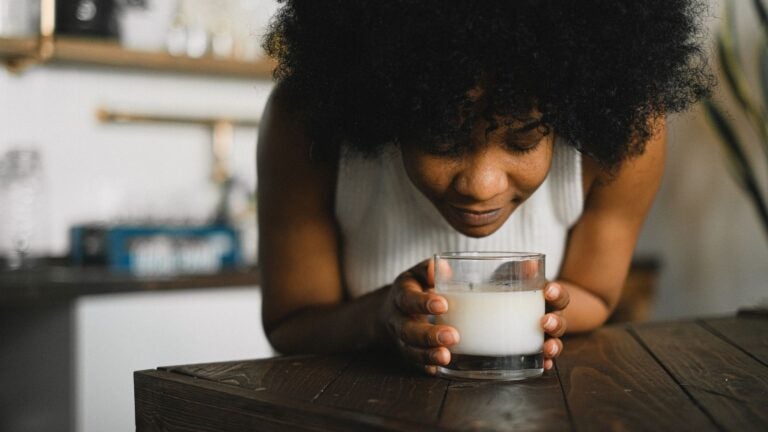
[
  {"xmin": 257, "ymin": 88, "xmax": 456, "ymax": 361},
  {"xmin": 557, "ymin": 119, "xmax": 667, "ymax": 332},
  {"xmin": 258, "ymin": 86, "xmax": 383, "ymax": 353}
]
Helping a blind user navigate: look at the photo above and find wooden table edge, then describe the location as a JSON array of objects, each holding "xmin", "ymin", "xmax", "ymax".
[{"xmin": 134, "ymin": 369, "xmax": 441, "ymax": 432}]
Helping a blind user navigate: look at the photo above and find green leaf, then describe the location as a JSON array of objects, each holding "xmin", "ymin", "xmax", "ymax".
[
  {"xmin": 757, "ymin": 40, "xmax": 768, "ymax": 162},
  {"xmin": 703, "ymin": 99, "xmax": 768, "ymax": 240},
  {"xmin": 761, "ymin": 40, "xmax": 768, "ymax": 114},
  {"xmin": 753, "ymin": 0, "xmax": 768, "ymax": 41},
  {"xmin": 702, "ymin": 99, "xmax": 749, "ymax": 191},
  {"xmin": 718, "ymin": 0, "xmax": 768, "ymax": 160},
  {"xmin": 719, "ymin": 1, "xmax": 752, "ymax": 110}
]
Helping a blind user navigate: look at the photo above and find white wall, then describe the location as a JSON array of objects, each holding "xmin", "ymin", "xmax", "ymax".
[
  {"xmin": 636, "ymin": 0, "xmax": 768, "ymax": 318},
  {"xmin": 0, "ymin": 66, "xmax": 273, "ymax": 256}
]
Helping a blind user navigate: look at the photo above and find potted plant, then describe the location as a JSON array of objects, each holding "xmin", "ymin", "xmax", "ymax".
[{"xmin": 703, "ymin": 0, "xmax": 768, "ymax": 240}]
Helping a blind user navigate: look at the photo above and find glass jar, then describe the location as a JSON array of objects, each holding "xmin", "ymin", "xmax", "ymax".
[{"xmin": 0, "ymin": 148, "xmax": 48, "ymax": 269}]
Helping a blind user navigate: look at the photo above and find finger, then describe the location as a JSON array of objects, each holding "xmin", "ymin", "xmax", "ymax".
[
  {"xmin": 401, "ymin": 344, "xmax": 452, "ymax": 366},
  {"xmin": 544, "ymin": 282, "xmax": 570, "ymax": 312},
  {"xmin": 427, "ymin": 258, "xmax": 435, "ymax": 287},
  {"xmin": 522, "ymin": 258, "xmax": 541, "ymax": 279},
  {"xmin": 543, "ymin": 338, "xmax": 563, "ymax": 359},
  {"xmin": 407, "ymin": 259, "xmax": 432, "ymax": 287},
  {"xmin": 541, "ymin": 313, "xmax": 567, "ymax": 338},
  {"xmin": 394, "ymin": 276, "xmax": 447, "ymax": 315},
  {"xmin": 543, "ymin": 358, "xmax": 554, "ymax": 370},
  {"xmin": 491, "ymin": 258, "xmax": 541, "ymax": 281},
  {"xmin": 432, "ymin": 255, "xmax": 454, "ymax": 286},
  {"xmin": 400, "ymin": 320, "xmax": 459, "ymax": 348},
  {"xmin": 424, "ymin": 365, "xmax": 438, "ymax": 376}
]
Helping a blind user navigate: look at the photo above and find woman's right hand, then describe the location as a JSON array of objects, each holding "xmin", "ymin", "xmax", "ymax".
[{"xmin": 379, "ymin": 259, "xmax": 460, "ymax": 375}]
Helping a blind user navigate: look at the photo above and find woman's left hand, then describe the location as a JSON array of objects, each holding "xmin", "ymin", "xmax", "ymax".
[{"xmin": 541, "ymin": 281, "xmax": 569, "ymax": 370}]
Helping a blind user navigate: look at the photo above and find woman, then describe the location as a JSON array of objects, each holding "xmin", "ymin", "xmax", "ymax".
[{"xmin": 256, "ymin": 0, "xmax": 711, "ymax": 374}]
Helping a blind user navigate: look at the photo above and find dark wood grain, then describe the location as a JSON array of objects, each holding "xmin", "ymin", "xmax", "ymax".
[
  {"xmin": 135, "ymin": 372, "xmax": 317, "ymax": 432},
  {"xmin": 438, "ymin": 372, "xmax": 570, "ymax": 432},
  {"xmin": 316, "ymin": 353, "xmax": 449, "ymax": 427},
  {"xmin": 702, "ymin": 317, "xmax": 768, "ymax": 366},
  {"xmin": 632, "ymin": 320, "xmax": 768, "ymax": 431},
  {"xmin": 135, "ymin": 317, "xmax": 768, "ymax": 431},
  {"xmin": 558, "ymin": 325, "xmax": 715, "ymax": 432},
  {"xmin": 163, "ymin": 355, "xmax": 352, "ymax": 402},
  {"xmin": 135, "ymin": 369, "xmax": 434, "ymax": 432}
]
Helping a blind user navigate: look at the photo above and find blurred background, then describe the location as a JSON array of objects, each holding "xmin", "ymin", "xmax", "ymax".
[{"xmin": 0, "ymin": 0, "xmax": 766, "ymax": 431}]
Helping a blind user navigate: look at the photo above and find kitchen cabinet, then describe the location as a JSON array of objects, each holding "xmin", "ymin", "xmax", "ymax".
[{"xmin": 0, "ymin": 266, "xmax": 273, "ymax": 432}]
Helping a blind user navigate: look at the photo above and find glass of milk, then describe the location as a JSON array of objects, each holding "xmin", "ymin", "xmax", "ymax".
[{"xmin": 434, "ymin": 251, "xmax": 545, "ymax": 380}]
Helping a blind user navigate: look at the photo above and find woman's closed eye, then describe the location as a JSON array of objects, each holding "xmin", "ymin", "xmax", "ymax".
[
  {"xmin": 504, "ymin": 120, "xmax": 549, "ymax": 154},
  {"xmin": 505, "ymin": 133, "xmax": 543, "ymax": 154}
]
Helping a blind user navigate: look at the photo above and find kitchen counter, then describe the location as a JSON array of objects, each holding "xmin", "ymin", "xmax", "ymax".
[{"xmin": 0, "ymin": 260, "xmax": 259, "ymax": 307}]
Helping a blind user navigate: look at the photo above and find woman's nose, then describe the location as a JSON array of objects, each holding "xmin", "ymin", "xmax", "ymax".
[{"xmin": 452, "ymin": 153, "xmax": 510, "ymax": 202}]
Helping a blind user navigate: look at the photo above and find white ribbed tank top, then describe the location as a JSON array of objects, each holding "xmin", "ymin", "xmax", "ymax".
[{"xmin": 335, "ymin": 137, "xmax": 584, "ymax": 298}]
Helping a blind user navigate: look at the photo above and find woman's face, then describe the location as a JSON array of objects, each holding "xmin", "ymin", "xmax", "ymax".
[{"xmin": 401, "ymin": 118, "xmax": 554, "ymax": 238}]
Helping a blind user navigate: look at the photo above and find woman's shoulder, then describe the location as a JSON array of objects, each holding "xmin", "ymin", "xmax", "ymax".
[
  {"xmin": 579, "ymin": 118, "xmax": 667, "ymax": 212},
  {"xmin": 257, "ymin": 86, "xmax": 339, "ymax": 219},
  {"xmin": 258, "ymin": 85, "xmax": 338, "ymax": 176}
]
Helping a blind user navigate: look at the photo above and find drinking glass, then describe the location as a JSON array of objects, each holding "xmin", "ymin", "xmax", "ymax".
[{"xmin": 434, "ymin": 251, "xmax": 546, "ymax": 380}]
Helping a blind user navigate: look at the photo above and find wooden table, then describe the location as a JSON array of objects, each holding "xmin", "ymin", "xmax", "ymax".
[{"xmin": 134, "ymin": 314, "xmax": 768, "ymax": 431}]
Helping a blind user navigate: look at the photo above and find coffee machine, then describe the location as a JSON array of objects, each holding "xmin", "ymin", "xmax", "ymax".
[{"xmin": 55, "ymin": 0, "xmax": 120, "ymax": 38}]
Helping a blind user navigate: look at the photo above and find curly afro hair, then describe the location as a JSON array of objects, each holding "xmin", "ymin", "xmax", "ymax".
[{"xmin": 264, "ymin": 0, "xmax": 713, "ymax": 170}]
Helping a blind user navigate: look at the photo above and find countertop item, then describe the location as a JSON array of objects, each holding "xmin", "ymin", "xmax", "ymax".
[{"xmin": 134, "ymin": 313, "xmax": 768, "ymax": 431}]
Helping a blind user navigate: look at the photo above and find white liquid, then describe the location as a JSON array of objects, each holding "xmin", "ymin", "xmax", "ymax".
[{"xmin": 435, "ymin": 290, "xmax": 544, "ymax": 356}]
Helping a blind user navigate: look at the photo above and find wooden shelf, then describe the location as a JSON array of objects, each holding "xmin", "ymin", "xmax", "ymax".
[
  {"xmin": 0, "ymin": 36, "xmax": 276, "ymax": 79},
  {"xmin": 0, "ymin": 36, "xmax": 38, "ymax": 57}
]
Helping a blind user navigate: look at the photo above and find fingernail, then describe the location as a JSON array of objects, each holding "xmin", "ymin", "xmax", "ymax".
[
  {"xmin": 430, "ymin": 349, "xmax": 450, "ymax": 365},
  {"xmin": 543, "ymin": 315, "xmax": 556, "ymax": 331},
  {"xmin": 548, "ymin": 344, "xmax": 559, "ymax": 356},
  {"xmin": 437, "ymin": 330, "xmax": 457, "ymax": 345},
  {"xmin": 428, "ymin": 298, "xmax": 447, "ymax": 314},
  {"xmin": 546, "ymin": 284, "xmax": 560, "ymax": 300}
]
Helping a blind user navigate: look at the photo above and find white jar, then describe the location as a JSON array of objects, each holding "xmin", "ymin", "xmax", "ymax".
[{"xmin": 119, "ymin": 0, "xmax": 178, "ymax": 52}]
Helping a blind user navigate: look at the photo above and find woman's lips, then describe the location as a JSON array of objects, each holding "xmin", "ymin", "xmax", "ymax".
[{"xmin": 448, "ymin": 205, "xmax": 504, "ymax": 227}]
